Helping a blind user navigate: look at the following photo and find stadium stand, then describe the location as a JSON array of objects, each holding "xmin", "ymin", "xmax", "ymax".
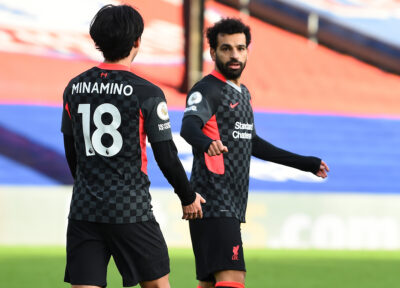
[
  {"xmin": 216, "ymin": 0, "xmax": 400, "ymax": 74},
  {"xmin": 0, "ymin": 0, "xmax": 399, "ymax": 191}
]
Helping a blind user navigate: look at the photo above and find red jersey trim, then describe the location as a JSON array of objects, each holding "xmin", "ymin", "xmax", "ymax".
[
  {"xmin": 65, "ymin": 102, "xmax": 71, "ymax": 119},
  {"xmin": 202, "ymin": 115, "xmax": 225, "ymax": 175},
  {"xmin": 97, "ymin": 62, "xmax": 131, "ymax": 72},
  {"xmin": 211, "ymin": 69, "xmax": 227, "ymax": 82},
  {"xmin": 216, "ymin": 281, "xmax": 245, "ymax": 288},
  {"xmin": 139, "ymin": 110, "xmax": 148, "ymax": 175}
]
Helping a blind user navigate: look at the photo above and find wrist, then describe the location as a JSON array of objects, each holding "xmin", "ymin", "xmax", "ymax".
[{"xmin": 178, "ymin": 188, "xmax": 196, "ymax": 206}]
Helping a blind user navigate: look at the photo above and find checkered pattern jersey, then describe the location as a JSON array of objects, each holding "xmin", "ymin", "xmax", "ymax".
[
  {"xmin": 61, "ymin": 64, "xmax": 172, "ymax": 224},
  {"xmin": 183, "ymin": 72, "xmax": 255, "ymax": 223}
]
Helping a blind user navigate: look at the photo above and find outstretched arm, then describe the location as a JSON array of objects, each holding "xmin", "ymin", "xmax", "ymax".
[
  {"xmin": 151, "ymin": 140, "xmax": 205, "ymax": 219},
  {"xmin": 315, "ymin": 160, "xmax": 329, "ymax": 178},
  {"xmin": 252, "ymin": 134, "xmax": 329, "ymax": 178}
]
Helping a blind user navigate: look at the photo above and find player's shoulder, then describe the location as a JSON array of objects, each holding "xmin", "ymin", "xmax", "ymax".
[
  {"xmin": 130, "ymin": 73, "xmax": 165, "ymax": 100},
  {"xmin": 63, "ymin": 67, "xmax": 97, "ymax": 96},
  {"xmin": 192, "ymin": 74, "xmax": 225, "ymax": 93},
  {"xmin": 66, "ymin": 66, "xmax": 97, "ymax": 86},
  {"xmin": 240, "ymin": 83, "xmax": 251, "ymax": 95},
  {"xmin": 240, "ymin": 83, "xmax": 250, "ymax": 93},
  {"xmin": 188, "ymin": 74, "xmax": 225, "ymax": 103}
]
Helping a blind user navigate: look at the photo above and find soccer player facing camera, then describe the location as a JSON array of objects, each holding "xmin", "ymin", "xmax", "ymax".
[
  {"xmin": 181, "ymin": 18, "xmax": 329, "ymax": 288},
  {"xmin": 61, "ymin": 5, "xmax": 204, "ymax": 288}
]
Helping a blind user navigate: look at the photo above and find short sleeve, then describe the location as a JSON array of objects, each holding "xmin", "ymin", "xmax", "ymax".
[
  {"xmin": 182, "ymin": 89, "xmax": 213, "ymax": 125},
  {"xmin": 141, "ymin": 90, "xmax": 173, "ymax": 143},
  {"xmin": 61, "ymin": 88, "xmax": 73, "ymax": 135}
]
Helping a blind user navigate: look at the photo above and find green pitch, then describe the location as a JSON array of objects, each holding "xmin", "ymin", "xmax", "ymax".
[{"xmin": 0, "ymin": 246, "xmax": 399, "ymax": 287}]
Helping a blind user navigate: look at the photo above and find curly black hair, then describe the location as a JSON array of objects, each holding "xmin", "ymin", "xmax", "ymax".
[
  {"xmin": 89, "ymin": 4, "xmax": 144, "ymax": 62},
  {"xmin": 206, "ymin": 18, "xmax": 251, "ymax": 50}
]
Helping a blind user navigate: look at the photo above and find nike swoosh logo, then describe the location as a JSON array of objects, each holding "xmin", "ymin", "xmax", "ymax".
[{"xmin": 230, "ymin": 102, "xmax": 239, "ymax": 109}]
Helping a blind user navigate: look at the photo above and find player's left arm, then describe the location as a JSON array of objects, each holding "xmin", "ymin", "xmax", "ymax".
[{"xmin": 252, "ymin": 134, "xmax": 329, "ymax": 178}]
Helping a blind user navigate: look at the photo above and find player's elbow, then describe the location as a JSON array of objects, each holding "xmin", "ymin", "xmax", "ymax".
[{"xmin": 180, "ymin": 124, "xmax": 189, "ymax": 142}]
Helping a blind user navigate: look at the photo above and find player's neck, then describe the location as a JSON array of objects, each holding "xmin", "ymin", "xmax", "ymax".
[
  {"xmin": 104, "ymin": 57, "xmax": 132, "ymax": 69},
  {"xmin": 229, "ymin": 78, "xmax": 241, "ymax": 86},
  {"xmin": 103, "ymin": 45, "xmax": 138, "ymax": 68}
]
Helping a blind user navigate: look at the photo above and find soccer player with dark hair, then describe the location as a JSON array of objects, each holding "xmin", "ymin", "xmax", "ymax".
[
  {"xmin": 61, "ymin": 4, "xmax": 205, "ymax": 288},
  {"xmin": 180, "ymin": 18, "xmax": 330, "ymax": 288}
]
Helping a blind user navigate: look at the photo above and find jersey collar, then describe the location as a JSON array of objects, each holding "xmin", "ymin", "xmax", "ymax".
[
  {"xmin": 98, "ymin": 62, "xmax": 131, "ymax": 72},
  {"xmin": 211, "ymin": 70, "xmax": 242, "ymax": 93},
  {"xmin": 211, "ymin": 69, "xmax": 226, "ymax": 82}
]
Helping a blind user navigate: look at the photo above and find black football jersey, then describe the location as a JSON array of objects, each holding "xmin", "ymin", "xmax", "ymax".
[
  {"xmin": 61, "ymin": 63, "xmax": 172, "ymax": 224},
  {"xmin": 183, "ymin": 70, "xmax": 255, "ymax": 222}
]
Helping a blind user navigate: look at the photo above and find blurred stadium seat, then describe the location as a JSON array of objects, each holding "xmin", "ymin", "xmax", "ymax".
[{"xmin": 217, "ymin": 0, "xmax": 400, "ymax": 74}]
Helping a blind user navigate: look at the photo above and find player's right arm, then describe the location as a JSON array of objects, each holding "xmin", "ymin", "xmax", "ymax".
[
  {"xmin": 140, "ymin": 86, "xmax": 205, "ymax": 219},
  {"xmin": 63, "ymin": 135, "xmax": 77, "ymax": 179},
  {"xmin": 180, "ymin": 85, "xmax": 227, "ymax": 156},
  {"xmin": 61, "ymin": 87, "xmax": 77, "ymax": 179},
  {"xmin": 181, "ymin": 116, "xmax": 228, "ymax": 156},
  {"xmin": 151, "ymin": 140, "xmax": 205, "ymax": 219}
]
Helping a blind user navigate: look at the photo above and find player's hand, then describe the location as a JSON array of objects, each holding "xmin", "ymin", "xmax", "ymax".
[
  {"xmin": 316, "ymin": 160, "xmax": 330, "ymax": 178},
  {"xmin": 207, "ymin": 140, "xmax": 228, "ymax": 156},
  {"xmin": 182, "ymin": 193, "xmax": 206, "ymax": 220}
]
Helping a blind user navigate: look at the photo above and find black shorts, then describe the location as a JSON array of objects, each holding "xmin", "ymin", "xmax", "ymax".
[
  {"xmin": 64, "ymin": 219, "xmax": 170, "ymax": 287},
  {"xmin": 189, "ymin": 217, "xmax": 246, "ymax": 282}
]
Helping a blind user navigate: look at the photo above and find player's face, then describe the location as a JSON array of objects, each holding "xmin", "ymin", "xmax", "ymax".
[{"xmin": 211, "ymin": 33, "xmax": 248, "ymax": 81}]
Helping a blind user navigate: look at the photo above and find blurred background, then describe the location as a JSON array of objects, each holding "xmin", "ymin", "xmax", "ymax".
[{"xmin": 1, "ymin": 0, "xmax": 400, "ymax": 253}]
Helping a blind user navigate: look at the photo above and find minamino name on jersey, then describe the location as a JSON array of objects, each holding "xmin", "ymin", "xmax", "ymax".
[{"xmin": 72, "ymin": 82, "xmax": 133, "ymax": 96}]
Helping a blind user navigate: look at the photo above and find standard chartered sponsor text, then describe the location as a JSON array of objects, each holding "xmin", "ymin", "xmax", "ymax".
[{"xmin": 233, "ymin": 121, "xmax": 253, "ymax": 139}]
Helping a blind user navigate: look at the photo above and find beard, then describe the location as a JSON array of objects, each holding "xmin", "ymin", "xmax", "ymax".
[{"xmin": 215, "ymin": 56, "xmax": 246, "ymax": 80}]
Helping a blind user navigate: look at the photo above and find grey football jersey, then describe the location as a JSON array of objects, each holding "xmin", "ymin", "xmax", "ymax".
[
  {"xmin": 183, "ymin": 70, "xmax": 255, "ymax": 222},
  {"xmin": 61, "ymin": 63, "xmax": 172, "ymax": 224}
]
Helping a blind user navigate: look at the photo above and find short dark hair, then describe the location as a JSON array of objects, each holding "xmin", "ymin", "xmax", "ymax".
[
  {"xmin": 89, "ymin": 4, "xmax": 144, "ymax": 62},
  {"xmin": 206, "ymin": 18, "xmax": 251, "ymax": 50}
]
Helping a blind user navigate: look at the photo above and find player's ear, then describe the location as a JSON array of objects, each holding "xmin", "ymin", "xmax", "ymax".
[
  {"xmin": 133, "ymin": 37, "xmax": 141, "ymax": 48},
  {"xmin": 210, "ymin": 48, "xmax": 216, "ymax": 61}
]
